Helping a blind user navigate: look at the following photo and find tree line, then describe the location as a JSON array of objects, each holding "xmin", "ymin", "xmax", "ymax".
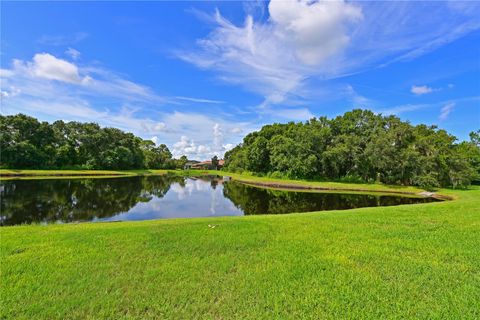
[
  {"xmin": 0, "ymin": 114, "xmax": 188, "ymax": 170},
  {"xmin": 224, "ymin": 109, "xmax": 480, "ymax": 189}
]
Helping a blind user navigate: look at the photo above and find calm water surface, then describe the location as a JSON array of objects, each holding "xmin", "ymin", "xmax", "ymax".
[{"xmin": 0, "ymin": 175, "xmax": 440, "ymax": 226}]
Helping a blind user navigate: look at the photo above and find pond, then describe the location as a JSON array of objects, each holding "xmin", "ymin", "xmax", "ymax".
[{"xmin": 0, "ymin": 175, "xmax": 441, "ymax": 226}]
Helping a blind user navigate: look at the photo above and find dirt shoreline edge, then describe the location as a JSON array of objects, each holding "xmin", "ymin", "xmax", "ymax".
[{"xmin": 233, "ymin": 178, "xmax": 452, "ymax": 201}]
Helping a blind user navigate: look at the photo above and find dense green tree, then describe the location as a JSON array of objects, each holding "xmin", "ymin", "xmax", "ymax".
[
  {"xmin": 175, "ymin": 155, "xmax": 189, "ymax": 169},
  {"xmin": 0, "ymin": 114, "xmax": 175, "ymax": 170},
  {"xmin": 141, "ymin": 141, "xmax": 174, "ymax": 169},
  {"xmin": 223, "ymin": 109, "xmax": 479, "ymax": 188},
  {"xmin": 211, "ymin": 155, "xmax": 219, "ymax": 170},
  {"xmin": 246, "ymin": 136, "xmax": 270, "ymax": 172}
]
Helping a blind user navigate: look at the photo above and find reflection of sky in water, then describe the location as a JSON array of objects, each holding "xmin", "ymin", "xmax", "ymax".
[
  {"xmin": 96, "ymin": 178, "xmax": 242, "ymax": 222},
  {"xmin": 2, "ymin": 176, "xmax": 441, "ymax": 226}
]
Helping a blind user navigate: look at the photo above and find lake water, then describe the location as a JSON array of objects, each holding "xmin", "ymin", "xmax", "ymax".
[{"xmin": 0, "ymin": 175, "xmax": 440, "ymax": 226}]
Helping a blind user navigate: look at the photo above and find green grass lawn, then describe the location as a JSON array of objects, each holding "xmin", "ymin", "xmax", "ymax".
[
  {"xmin": 0, "ymin": 169, "xmax": 171, "ymax": 177},
  {"xmin": 1, "ymin": 176, "xmax": 479, "ymax": 319}
]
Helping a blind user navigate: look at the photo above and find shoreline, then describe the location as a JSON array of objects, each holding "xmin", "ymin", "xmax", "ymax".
[
  {"xmin": 0, "ymin": 169, "xmax": 454, "ymax": 200},
  {"xmin": 233, "ymin": 179, "xmax": 452, "ymax": 200}
]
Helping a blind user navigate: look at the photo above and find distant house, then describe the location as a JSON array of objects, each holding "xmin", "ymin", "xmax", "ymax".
[
  {"xmin": 183, "ymin": 161, "xmax": 200, "ymax": 170},
  {"xmin": 187, "ymin": 159, "xmax": 224, "ymax": 170}
]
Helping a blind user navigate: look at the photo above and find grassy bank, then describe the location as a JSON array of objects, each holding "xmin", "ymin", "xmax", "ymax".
[
  {"xmin": 1, "ymin": 174, "xmax": 479, "ymax": 318},
  {"xmin": 0, "ymin": 169, "xmax": 169, "ymax": 177}
]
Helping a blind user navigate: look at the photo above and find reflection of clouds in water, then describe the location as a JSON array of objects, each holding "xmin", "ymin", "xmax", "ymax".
[
  {"xmin": 192, "ymin": 179, "xmax": 211, "ymax": 192},
  {"xmin": 170, "ymin": 183, "xmax": 187, "ymax": 200},
  {"xmin": 210, "ymin": 188, "xmax": 217, "ymax": 215},
  {"xmin": 97, "ymin": 178, "xmax": 243, "ymax": 222},
  {"xmin": 170, "ymin": 178, "xmax": 211, "ymax": 200}
]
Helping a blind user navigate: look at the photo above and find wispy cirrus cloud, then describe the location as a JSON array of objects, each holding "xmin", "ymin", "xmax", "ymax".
[
  {"xmin": 377, "ymin": 96, "xmax": 479, "ymax": 118},
  {"xmin": 179, "ymin": 0, "xmax": 480, "ymax": 107},
  {"xmin": 37, "ymin": 32, "xmax": 88, "ymax": 46},
  {"xmin": 439, "ymin": 102, "xmax": 455, "ymax": 120},
  {"xmin": 65, "ymin": 48, "xmax": 81, "ymax": 60},
  {"xmin": 175, "ymin": 96, "xmax": 225, "ymax": 104},
  {"xmin": 179, "ymin": 0, "xmax": 362, "ymax": 107}
]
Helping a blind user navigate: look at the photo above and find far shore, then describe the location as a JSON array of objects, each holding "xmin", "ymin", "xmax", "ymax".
[{"xmin": 0, "ymin": 169, "xmax": 453, "ymax": 200}]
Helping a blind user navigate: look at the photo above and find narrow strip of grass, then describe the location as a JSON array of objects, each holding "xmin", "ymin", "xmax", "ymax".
[
  {"xmin": 0, "ymin": 169, "xmax": 168, "ymax": 177},
  {"xmin": 1, "ymin": 178, "xmax": 479, "ymax": 318}
]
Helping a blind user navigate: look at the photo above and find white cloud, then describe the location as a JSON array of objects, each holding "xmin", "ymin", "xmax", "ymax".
[
  {"xmin": 439, "ymin": 102, "xmax": 455, "ymax": 120},
  {"xmin": 378, "ymin": 96, "xmax": 479, "ymax": 117},
  {"xmin": 2, "ymin": 52, "xmax": 165, "ymax": 104},
  {"xmin": 150, "ymin": 136, "xmax": 158, "ymax": 145},
  {"xmin": 223, "ymin": 143, "xmax": 234, "ymax": 151},
  {"xmin": 411, "ymin": 85, "xmax": 433, "ymax": 95},
  {"xmin": 0, "ymin": 69, "xmax": 14, "ymax": 78},
  {"xmin": 65, "ymin": 48, "xmax": 81, "ymax": 60},
  {"xmin": 230, "ymin": 127, "xmax": 243, "ymax": 134},
  {"xmin": 37, "ymin": 32, "xmax": 88, "ymax": 46},
  {"xmin": 0, "ymin": 86, "xmax": 21, "ymax": 98},
  {"xmin": 173, "ymin": 136, "xmax": 211, "ymax": 158},
  {"xmin": 171, "ymin": 122, "xmax": 242, "ymax": 159},
  {"xmin": 213, "ymin": 123, "xmax": 223, "ymax": 150},
  {"xmin": 263, "ymin": 107, "xmax": 314, "ymax": 121},
  {"xmin": 179, "ymin": 0, "xmax": 362, "ymax": 106},
  {"xmin": 142, "ymin": 122, "xmax": 166, "ymax": 133},
  {"xmin": 344, "ymin": 84, "xmax": 373, "ymax": 107},
  {"xmin": 378, "ymin": 103, "xmax": 428, "ymax": 116},
  {"xmin": 14, "ymin": 53, "xmax": 88, "ymax": 84},
  {"xmin": 180, "ymin": 0, "xmax": 480, "ymax": 106},
  {"xmin": 268, "ymin": 0, "xmax": 362, "ymax": 65},
  {"xmin": 175, "ymin": 96, "xmax": 224, "ymax": 104}
]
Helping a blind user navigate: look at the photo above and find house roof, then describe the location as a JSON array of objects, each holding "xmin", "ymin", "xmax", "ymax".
[{"xmin": 190, "ymin": 159, "xmax": 225, "ymax": 167}]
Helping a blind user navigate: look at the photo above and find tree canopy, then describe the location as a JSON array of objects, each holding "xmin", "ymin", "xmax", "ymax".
[
  {"xmin": 0, "ymin": 114, "xmax": 185, "ymax": 170},
  {"xmin": 224, "ymin": 109, "xmax": 479, "ymax": 189}
]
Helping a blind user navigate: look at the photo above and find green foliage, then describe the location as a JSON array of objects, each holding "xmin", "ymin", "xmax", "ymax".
[
  {"xmin": 0, "ymin": 114, "xmax": 176, "ymax": 170},
  {"xmin": 142, "ymin": 141, "xmax": 174, "ymax": 169},
  {"xmin": 223, "ymin": 109, "xmax": 479, "ymax": 188},
  {"xmin": 175, "ymin": 155, "xmax": 189, "ymax": 169},
  {"xmin": 211, "ymin": 155, "xmax": 219, "ymax": 170}
]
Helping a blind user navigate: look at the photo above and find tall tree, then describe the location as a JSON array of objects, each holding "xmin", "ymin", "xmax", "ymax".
[{"xmin": 211, "ymin": 155, "xmax": 219, "ymax": 170}]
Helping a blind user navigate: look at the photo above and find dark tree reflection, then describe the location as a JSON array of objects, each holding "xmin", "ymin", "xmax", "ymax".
[
  {"xmin": 222, "ymin": 182, "xmax": 440, "ymax": 215},
  {"xmin": 0, "ymin": 175, "xmax": 185, "ymax": 225},
  {"xmin": 0, "ymin": 176, "xmax": 441, "ymax": 226}
]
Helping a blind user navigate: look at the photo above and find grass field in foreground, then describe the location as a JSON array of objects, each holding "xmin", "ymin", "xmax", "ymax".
[{"xmin": 1, "ymin": 177, "xmax": 479, "ymax": 319}]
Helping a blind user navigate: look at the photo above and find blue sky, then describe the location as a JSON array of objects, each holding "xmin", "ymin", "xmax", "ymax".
[{"xmin": 1, "ymin": 1, "xmax": 479, "ymax": 159}]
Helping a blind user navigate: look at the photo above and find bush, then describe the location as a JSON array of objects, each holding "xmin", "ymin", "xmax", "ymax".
[
  {"xmin": 267, "ymin": 171, "xmax": 286, "ymax": 179},
  {"xmin": 413, "ymin": 174, "xmax": 440, "ymax": 191},
  {"xmin": 337, "ymin": 174, "xmax": 364, "ymax": 184}
]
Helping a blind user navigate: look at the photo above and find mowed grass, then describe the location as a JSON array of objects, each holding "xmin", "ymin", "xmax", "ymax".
[
  {"xmin": 1, "ymin": 182, "xmax": 479, "ymax": 319},
  {"xmin": 0, "ymin": 169, "xmax": 171, "ymax": 177}
]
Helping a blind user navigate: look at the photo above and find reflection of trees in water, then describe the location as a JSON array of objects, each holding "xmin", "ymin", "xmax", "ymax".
[
  {"xmin": 0, "ymin": 175, "xmax": 185, "ymax": 225},
  {"xmin": 222, "ymin": 182, "xmax": 437, "ymax": 215},
  {"xmin": 1, "ymin": 176, "xmax": 439, "ymax": 225}
]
